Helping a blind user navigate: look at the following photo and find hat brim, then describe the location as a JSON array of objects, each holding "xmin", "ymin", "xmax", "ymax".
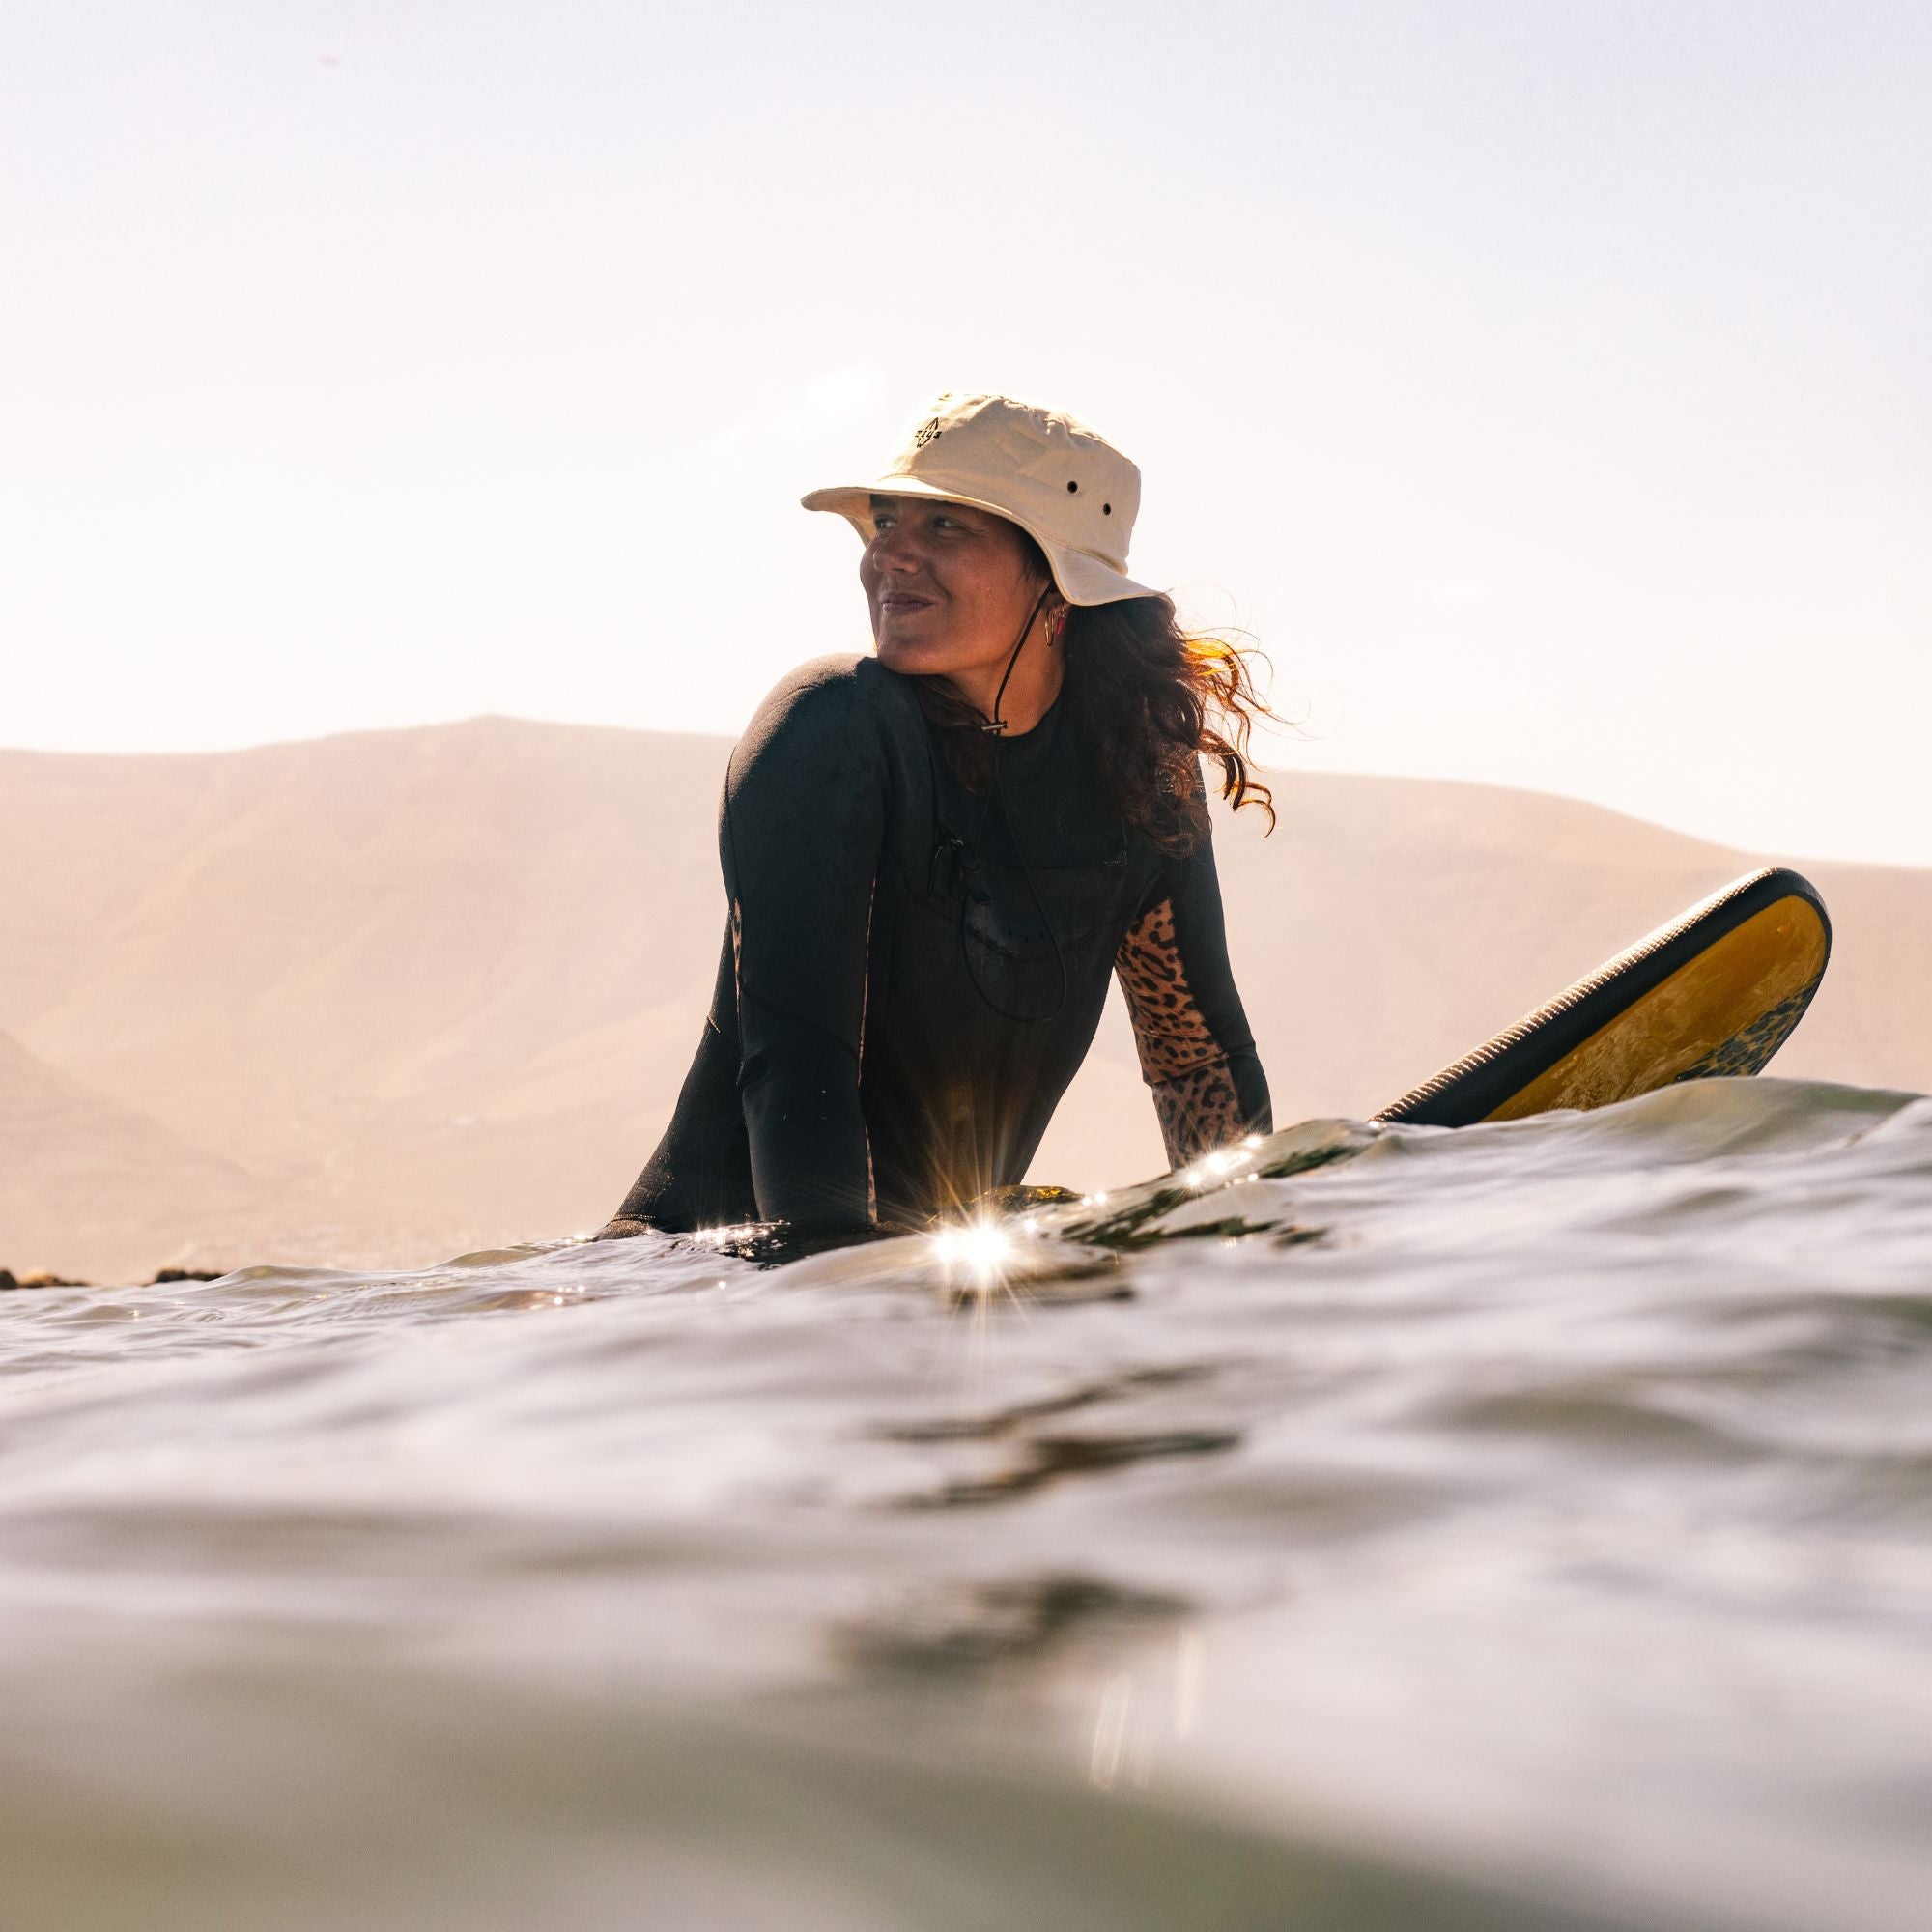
[{"xmin": 801, "ymin": 479, "xmax": 1160, "ymax": 608}]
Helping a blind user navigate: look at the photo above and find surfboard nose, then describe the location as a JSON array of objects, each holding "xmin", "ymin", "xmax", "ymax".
[{"xmin": 1375, "ymin": 867, "xmax": 1833, "ymax": 1129}]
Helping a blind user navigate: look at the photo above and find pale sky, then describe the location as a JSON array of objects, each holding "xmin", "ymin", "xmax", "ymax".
[{"xmin": 5, "ymin": 1, "xmax": 1928, "ymax": 863}]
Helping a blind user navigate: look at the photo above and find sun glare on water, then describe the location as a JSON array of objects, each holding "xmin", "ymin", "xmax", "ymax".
[
  {"xmin": 1185, "ymin": 1140, "xmax": 1262, "ymax": 1189},
  {"xmin": 927, "ymin": 1216, "xmax": 1029, "ymax": 1348},
  {"xmin": 929, "ymin": 1220, "xmax": 1013, "ymax": 1279}
]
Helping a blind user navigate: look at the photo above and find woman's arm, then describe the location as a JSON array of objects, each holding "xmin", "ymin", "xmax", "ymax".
[
  {"xmin": 721, "ymin": 662, "xmax": 888, "ymax": 1232},
  {"xmin": 1114, "ymin": 790, "xmax": 1272, "ymax": 1170}
]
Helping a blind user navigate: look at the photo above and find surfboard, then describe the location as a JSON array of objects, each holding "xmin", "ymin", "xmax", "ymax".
[{"xmin": 1374, "ymin": 867, "xmax": 1832, "ymax": 1130}]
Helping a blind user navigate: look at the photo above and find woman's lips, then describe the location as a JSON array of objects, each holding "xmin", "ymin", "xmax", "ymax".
[{"xmin": 878, "ymin": 592, "xmax": 935, "ymax": 613}]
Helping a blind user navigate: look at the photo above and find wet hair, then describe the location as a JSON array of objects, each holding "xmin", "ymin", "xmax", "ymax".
[{"xmin": 913, "ymin": 528, "xmax": 1278, "ymax": 856}]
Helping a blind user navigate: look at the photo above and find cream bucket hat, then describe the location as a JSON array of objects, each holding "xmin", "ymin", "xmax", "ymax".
[{"xmin": 802, "ymin": 391, "xmax": 1157, "ymax": 607}]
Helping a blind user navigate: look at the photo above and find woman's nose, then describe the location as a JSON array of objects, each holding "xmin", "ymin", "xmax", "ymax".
[{"xmin": 868, "ymin": 523, "xmax": 923, "ymax": 571}]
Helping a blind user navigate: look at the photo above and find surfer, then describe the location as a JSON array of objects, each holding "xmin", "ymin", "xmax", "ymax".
[{"xmin": 599, "ymin": 392, "xmax": 1277, "ymax": 1243}]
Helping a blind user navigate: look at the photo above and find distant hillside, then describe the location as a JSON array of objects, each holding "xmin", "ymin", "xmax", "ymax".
[
  {"xmin": 0, "ymin": 1027, "xmax": 257, "ymax": 1265},
  {"xmin": 1, "ymin": 719, "xmax": 1925, "ymax": 1281}
]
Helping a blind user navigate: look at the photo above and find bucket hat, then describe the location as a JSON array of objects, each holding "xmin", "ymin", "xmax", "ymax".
[{"xmin": 802, "ymin": 392, "xmax": 1156, "ymax": 607}]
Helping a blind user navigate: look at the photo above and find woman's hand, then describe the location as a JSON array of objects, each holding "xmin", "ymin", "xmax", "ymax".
[{"xmin": 592, "ymin": 1216, "xmax": 654, "ymax": 1242}]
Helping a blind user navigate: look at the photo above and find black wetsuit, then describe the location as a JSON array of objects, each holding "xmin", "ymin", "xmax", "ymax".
[{"xmin": 611, "ymin": 654, "xmax": 1270, "ymax": 1236}]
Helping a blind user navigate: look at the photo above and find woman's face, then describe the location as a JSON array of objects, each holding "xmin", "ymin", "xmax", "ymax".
[{"xmin": 861, "ymin": 494, "xmax": 1056, "ymax": 679}]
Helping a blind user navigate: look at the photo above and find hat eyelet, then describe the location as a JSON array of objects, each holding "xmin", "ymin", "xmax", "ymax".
[
  {"xmin": 1066, "ymin": 480, "xmax": 1078, "ymax": 493},
  {"xmin": 1102, "ymin": 503, "xmax": 1112, "ymax": 515}
]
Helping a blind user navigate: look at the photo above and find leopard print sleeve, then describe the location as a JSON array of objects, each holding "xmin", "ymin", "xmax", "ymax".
[{"xmin": 1115, "ymin": 893, "xmax": 1268, "ymax": 1169}]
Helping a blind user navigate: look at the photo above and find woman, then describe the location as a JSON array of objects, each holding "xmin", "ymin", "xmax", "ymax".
[{"xmin": 600, "ymin": 392, "xmax": 1275, "ymax": 1243}]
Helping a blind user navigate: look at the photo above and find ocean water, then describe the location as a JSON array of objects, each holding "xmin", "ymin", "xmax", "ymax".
[{"xmin": 3, "ymin": 1076, "xmax": 1930, "ymax": 1932}]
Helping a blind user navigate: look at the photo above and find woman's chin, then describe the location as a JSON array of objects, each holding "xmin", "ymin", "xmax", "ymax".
[{"xmin": 874, "ymin": 636, "xmax": 955, "ymax": 675}]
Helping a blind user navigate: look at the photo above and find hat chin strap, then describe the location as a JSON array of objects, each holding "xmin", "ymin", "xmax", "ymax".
[
  {"xmin": 979, "ymin": 584, "xmax": 1055, "ymax": 737},
  {"xmin": 957, "ymin": 578, "xmax": 1071, "ymax": 1028}
]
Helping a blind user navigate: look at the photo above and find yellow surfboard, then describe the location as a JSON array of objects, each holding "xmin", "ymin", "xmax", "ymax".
[{"xmin": 1375, "ymin": 867, "xmax": 1832, "ymax": 1129}]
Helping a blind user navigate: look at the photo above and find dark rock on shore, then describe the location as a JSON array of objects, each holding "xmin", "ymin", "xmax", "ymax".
[{"xmin": 0, "ymin": 1266, "xmax": 228, "ymax": 1289}]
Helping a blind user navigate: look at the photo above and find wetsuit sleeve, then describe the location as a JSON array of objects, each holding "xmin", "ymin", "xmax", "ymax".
[
  {"xmin": 723, "ymin": 669, "xmax": 887, "ymax": 1233},
  {"xmin": 1114, "ymin": 784, "xmax": 1272, "ymax": 1169}
]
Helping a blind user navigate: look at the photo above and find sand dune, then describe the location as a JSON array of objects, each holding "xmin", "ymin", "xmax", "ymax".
[{"xmin": 3, "ymin": 717, "xmax": 1925, "ymax": 1282}]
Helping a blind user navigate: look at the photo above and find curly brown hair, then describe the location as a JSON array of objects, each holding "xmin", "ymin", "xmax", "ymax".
[{"xmin": 912, "ymin": 532, "xmax": 1278, "ymax": 856}]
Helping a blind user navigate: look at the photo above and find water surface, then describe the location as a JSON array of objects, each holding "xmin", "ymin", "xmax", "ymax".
[{"xmin": 4, "ymin": 1076, "xmax": 1929, "ymax": 1930}]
